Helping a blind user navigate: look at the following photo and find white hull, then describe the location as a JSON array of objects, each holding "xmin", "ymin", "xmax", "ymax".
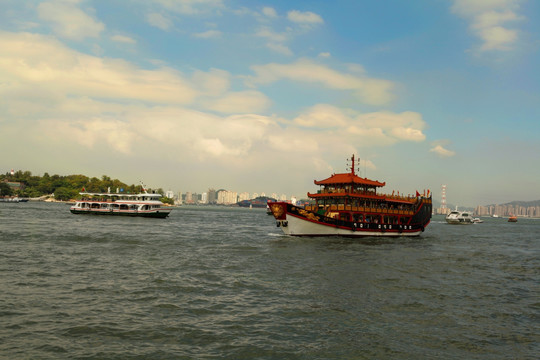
[
  {"xmin": 445, "ymin": 220, "xmax": 472, "ymax": 225},
  {"xmin": 278, "ymin": 214, "xmax": 422, "ymax": 237}
]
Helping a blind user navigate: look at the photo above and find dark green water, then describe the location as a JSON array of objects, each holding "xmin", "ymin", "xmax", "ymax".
[{"xmin": 1, "ymin": 202, "xmax": 538, "ymax": 359}]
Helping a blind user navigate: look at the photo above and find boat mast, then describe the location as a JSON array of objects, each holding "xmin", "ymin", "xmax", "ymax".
[{"xmin": 350, "ymin": 154, "xmax": 355, "ymax": 176}]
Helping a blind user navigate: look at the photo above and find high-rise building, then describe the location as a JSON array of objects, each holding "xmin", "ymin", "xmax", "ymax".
[
  {"xmin": 207, "ymin": 188, "xmax": 217, "ymax": 204},
  {"xmin": 238, "ymin": 192, "xmax": 250, "ymax": 201},
  {"xmin": 217, "ymin": 190, "xmax": 237, "ymax": 205}
]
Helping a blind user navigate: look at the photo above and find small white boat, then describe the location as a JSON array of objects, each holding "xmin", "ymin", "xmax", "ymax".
[
  {"xmin": 0, "ymin": 196, "xmax": 22, "ymax": 203},
  {"xmin": 472, "ymin": 217, "xmax": 483, "ymax": 223},
  {"xmin": 445, "ymin": 210, "xmax": 474, "ymax": 224}
]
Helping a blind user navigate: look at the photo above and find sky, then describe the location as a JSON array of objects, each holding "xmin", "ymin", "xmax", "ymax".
[{"xmin": 1, "ymin": 0, "xmax": 539, "ymax": 207}]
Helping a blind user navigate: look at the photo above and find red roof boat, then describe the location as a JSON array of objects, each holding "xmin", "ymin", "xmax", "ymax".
[{"xmin": 268, "ymin": 155, "xmax": 432, "ymax": 237}]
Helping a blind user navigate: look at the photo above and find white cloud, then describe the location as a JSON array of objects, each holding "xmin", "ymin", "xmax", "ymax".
[
  {"xmin": 44, "ymin": 117, "xmax": 136, "ymax": 154},
  {"xmin": 451, "ymin": 0, "xmax": 524, "ymax": 52},
  {"xmin": 266, "ymin": 42, "xmax": 293, "ymax": 56},
  {"xmin": 191, "ymin": 68, "xmax": 230, "ymax": 96},
  {"xmin": 193, "ymin": 30, "xmax": 222, "ymax": 38},
  {"xmin": 318, "ymin": 52, "xmax": 331, "ymax": 58},
  {"xmin": 293, "ymin": 104, "xmax": 348, "ymax": 128},
  {"xmin": 256, "ymin": 27, "xmax": 289, "ymax": 43},
  {"xmin": 151, "ymin": 0, "xmax": 224, "ymax": 15},
  {"xmin": 430, "ymin": 145, "xmax": 456, "ymax": 157},
  {"xmin": 0, "ymin": 31, "xmax": 197, "ymax": 105},
  {"xmin": 292, "ymin": 105, "xmax": 426, "ymax": 146},
  {"xmin": 247, "ymin": 59, "xmax": 395, "ymax": 105},
  {"xmin": 201, "ymin": 90, "xmax": 270, "ymax": 114},
  {"xmin": 37, "ymin": 0, "xmax": 105, "ymax": 40},
  {"xmin": 262, "ymin": 7, "xmax": 277, "ymax": 18},
  {"xmin": 287, "ymin": 10, "xmax": 324, "ymax": 25},
  {"xmin": 255, "ymin": 27, "xmax": 293, "ymax": 55},
  {"xmin": 254, "ymin": 9, "xmax": 323, "ymax": 55},
  {"xmin": 147, "ymin": 12, "xmax": 173, "ymax": 31},
  {"xmin": 478, "ymin": 26, "xmax": 518, "ymax": 51},
  {"xmin": 111, "ymin": 35, "xmax": 136, "ymax": 44},
  {"xmin": 451, "ymin": 0, "xmax": 518, "ymax": 16},
  {"xmin": 349, "ymin": 110, "xmax": 426, "ymax": 144}
]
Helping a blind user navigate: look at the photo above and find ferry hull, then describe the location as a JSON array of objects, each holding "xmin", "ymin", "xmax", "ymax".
[
  {"xmin": 445, "ymin": 219, "xmax": 472, "ymax": 225},
  {"xmin": 70, "ymin": 208, "xmax": 171, "ymax": 218},
  {"xmin": 269, "ymin": 202, "xmax": 431, "ymax": 237}
]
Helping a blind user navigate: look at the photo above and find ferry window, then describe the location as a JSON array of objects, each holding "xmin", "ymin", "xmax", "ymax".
[{"xmin": 353, "ymin": 214, "xmax": 363, "ymax": 222}]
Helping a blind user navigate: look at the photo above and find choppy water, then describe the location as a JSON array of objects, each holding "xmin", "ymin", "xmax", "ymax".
[{"xmin": 0, "ymin": 202, "xmax": 538, "ymax": 359}]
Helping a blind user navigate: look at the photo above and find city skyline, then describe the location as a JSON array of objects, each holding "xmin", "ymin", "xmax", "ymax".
[{"xmin": 1, "ymin": 1, "xmax": 539, "ymax": 208}]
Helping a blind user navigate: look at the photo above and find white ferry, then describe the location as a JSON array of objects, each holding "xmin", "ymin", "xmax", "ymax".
[
  {"xmin": 70, "ymin": 191, "xmax": 172, "ymax": 218},
  {"xmin": 445, "ymin": 210, "xmax": 473, "ymax": 224}
]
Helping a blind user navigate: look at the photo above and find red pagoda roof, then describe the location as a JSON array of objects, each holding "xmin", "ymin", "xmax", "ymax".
[{"xmin": 314, "ymin": 173, "xmax": 385, "ymax": 187}]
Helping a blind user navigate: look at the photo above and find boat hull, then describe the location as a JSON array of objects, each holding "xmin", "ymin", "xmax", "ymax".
[
  {"xmin": 70, "ymin": 208, "xmax": 171, "ymax": 218},
  {"xmin": 445, "ymin": 219, "xmax": 473, "ymax": 225},
  {"xmin": 269, "ymin": 202, "xmax": 431, "ymax": 237}
]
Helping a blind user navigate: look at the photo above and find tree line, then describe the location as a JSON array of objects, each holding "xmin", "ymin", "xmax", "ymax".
[{"xmin": 1, "ymin": 170, "xmax": 173, "ymax": 204}]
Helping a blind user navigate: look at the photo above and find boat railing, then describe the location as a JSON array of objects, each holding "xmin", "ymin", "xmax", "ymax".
[{"xmin": 306, "ymin": 204, "xmax": 415, "ymax": 216}]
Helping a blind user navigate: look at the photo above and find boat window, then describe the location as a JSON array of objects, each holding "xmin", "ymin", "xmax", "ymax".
[
  {"xmin": 384, "ymin": 216, "xmax": 398, "ymax": 224},
  {"xmin": 339, "ymin": 213, "xmax": 349, "ymax": 221}
]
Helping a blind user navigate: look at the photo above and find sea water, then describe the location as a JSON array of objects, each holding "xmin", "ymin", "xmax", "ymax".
[{"xmin": 0, "ymin": 202, "xmax": 538, "ymax": 359}]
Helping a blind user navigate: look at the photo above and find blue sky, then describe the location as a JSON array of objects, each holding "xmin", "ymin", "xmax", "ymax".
[{"xmin": 1, "ymin": 0, "xmax": 539, "ymax": 206}]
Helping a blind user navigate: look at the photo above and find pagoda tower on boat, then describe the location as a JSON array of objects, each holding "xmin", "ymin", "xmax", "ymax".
[{"xmin": 268, "ymin": 155, "xmax": 432, "ymax": 237}]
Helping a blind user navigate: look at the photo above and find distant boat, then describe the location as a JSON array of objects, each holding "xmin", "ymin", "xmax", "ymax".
[
  {"xmin": 0, "ymin": 196, "xmax": 25, "ymax": 203},
  {"xmin": 492, "ymin": 214, "xmax": 499, "ymax": 218},
  {"xmin": 472, "ymin": 217, "xmax": 484, "ymax": 223},
  {"xmin": 508, "ymin": 215, "xmax": 518, "ymax": 222},
  {"xmin": 445, "ymin": 210, "xmax": 474, "ymax": 225}
]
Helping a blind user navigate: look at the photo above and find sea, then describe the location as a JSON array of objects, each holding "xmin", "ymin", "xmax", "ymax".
[{"xmin": 0, "ymin": 202, "xmax": 538, "ymax": 359}]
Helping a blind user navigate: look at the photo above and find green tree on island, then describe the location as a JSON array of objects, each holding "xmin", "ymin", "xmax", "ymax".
[
  {"xmin": 0, "ymin": 182, "xmax": 14, "ymax": 196},
  {"xmin": 1, "ymin": 170, "xmax": 168, "ymax": 201}
]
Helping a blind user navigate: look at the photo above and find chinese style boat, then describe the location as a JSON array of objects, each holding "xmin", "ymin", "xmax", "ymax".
[
  {"xmin": 268, "ymin": 155, "xmax": 432, "ymax": 237},
  {"xmin": 70, "ymin": 189, "xmax": 172, "ymax": 218}
]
